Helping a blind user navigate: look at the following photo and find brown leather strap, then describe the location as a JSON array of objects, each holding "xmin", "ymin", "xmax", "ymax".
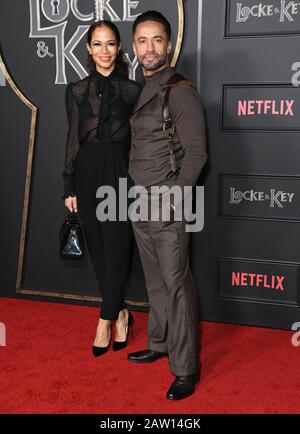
[
  {"xmin": 162, "ymin": 73, "xmax": 193, "ymax": 173},
  {"xmin": 162, "ymin": 73, "xmax": 192, "ymax": 121}
]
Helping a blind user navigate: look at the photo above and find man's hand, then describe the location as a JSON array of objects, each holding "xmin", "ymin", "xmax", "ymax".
[{"xmin": 65, "ymin": 196, "xmax": 77, "ymax": 213}]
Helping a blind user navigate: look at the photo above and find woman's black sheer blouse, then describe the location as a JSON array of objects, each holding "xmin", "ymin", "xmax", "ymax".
[{"xmin": 62, "ymin": 69, "xmax": 142, "ymax": 198}]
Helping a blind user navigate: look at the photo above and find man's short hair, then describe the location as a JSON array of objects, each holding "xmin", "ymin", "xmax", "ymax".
[{"xmin": 133, "ymin": 10, "xmax": 171, "ymax": 40}]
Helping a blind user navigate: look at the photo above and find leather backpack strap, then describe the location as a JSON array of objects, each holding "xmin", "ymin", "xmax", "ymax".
[{"xmin": 162, "ymin": 73, "xmax": 194, "ymax": 174}]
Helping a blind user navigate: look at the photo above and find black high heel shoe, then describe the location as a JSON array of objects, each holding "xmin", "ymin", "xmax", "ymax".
[
  {"xmin": 92, "ymin": 323, "xmax": 111, "ymax": 357},
  {"xmin": 113, "ymin": 311, "xmax": 134, "ymax": 352}
]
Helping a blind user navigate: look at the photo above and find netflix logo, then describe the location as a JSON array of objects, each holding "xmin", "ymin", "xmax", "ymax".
[
  {"xmin": 232, "ymin": 272, "xmax": 285, "ymax": 290},
  {"xmin": 217, "ymin": 258, "xmax": 300, "ymax": 306},
  {"xmin": 237, "ymin": 99, "xmax": 294, "ymax": 117}
]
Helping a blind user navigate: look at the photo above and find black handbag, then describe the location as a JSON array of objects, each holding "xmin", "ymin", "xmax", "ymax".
[{"xmin": 59, "ymin": 211, "xmax": 85, "ymax": 259}]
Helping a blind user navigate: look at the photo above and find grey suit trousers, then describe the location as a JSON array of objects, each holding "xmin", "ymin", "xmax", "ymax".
[{"xmin": 132, "ymin": 183, "xmax": 200, "ymax": 376}]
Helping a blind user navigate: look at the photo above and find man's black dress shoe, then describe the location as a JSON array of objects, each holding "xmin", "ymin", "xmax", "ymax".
[
  {"xmin": 127, "ymin": 349, "xmax": 168, "ymax": 363},
  {"xmin": 166, "ymin": 372, "xmax": 200, "ymax": 400}
]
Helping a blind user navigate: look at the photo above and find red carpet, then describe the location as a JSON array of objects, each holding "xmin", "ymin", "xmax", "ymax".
[{"xmin": 0, "ymin": 297, "xmax": 299, "ymax": 414}]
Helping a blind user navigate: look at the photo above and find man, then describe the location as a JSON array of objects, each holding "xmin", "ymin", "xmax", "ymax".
[{"xmin": 128, "ymin": 10, "xmax": 207, "ymax": 400}]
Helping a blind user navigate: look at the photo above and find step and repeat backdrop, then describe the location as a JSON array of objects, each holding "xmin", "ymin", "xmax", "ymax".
[
  {"xmin": 195, "ymin": 0, "xmax": 300, "ymax": 329},
  {"xmin": 1, "ymin": 0, "xmax": 300, "ymax": 328}
]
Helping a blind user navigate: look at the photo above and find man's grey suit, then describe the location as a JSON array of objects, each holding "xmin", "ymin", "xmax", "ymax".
[{"xmin": 129, "ymin": 67, "xmax": 207, "ymax": 376}]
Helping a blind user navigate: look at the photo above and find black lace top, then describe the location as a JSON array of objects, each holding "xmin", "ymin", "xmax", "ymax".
[{"xmin": 62, "ymin": 69, "xmax": 142, "ymax": 198}]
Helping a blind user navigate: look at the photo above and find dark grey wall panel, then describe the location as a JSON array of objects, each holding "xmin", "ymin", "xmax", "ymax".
[
  {"xmin": 225, "ymin": 0, "xmax": 300, "ymax": 37},
  {"xmin": 191, "ymin": 0, "xmax": 300, "ymax": 329},
  {"xmin": 217, "ymin": 257, "xmax": 300, "ymax": 307},
  {"xmin": 222, "ymin": 84, "xmax": 300, "ymax": 130},
  {"xmin": 219, "ymin": 174, "xmax": 300, "ymax": 221}
]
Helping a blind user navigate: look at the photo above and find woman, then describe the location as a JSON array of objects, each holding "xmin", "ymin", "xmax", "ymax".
[{"xmin": 62, "ymin": 20, "xmax": 142, "ymax": 356}]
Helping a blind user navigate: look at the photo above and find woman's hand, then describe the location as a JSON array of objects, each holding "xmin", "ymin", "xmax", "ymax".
[{"xmin": 65, "ymin": 196, "xmax": 78, "ymax": 213}]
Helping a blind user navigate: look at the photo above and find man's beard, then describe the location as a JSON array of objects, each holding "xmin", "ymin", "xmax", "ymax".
[{"xmin": 138, "ymin": 52, "xmax": 169, "ymax": 71}]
